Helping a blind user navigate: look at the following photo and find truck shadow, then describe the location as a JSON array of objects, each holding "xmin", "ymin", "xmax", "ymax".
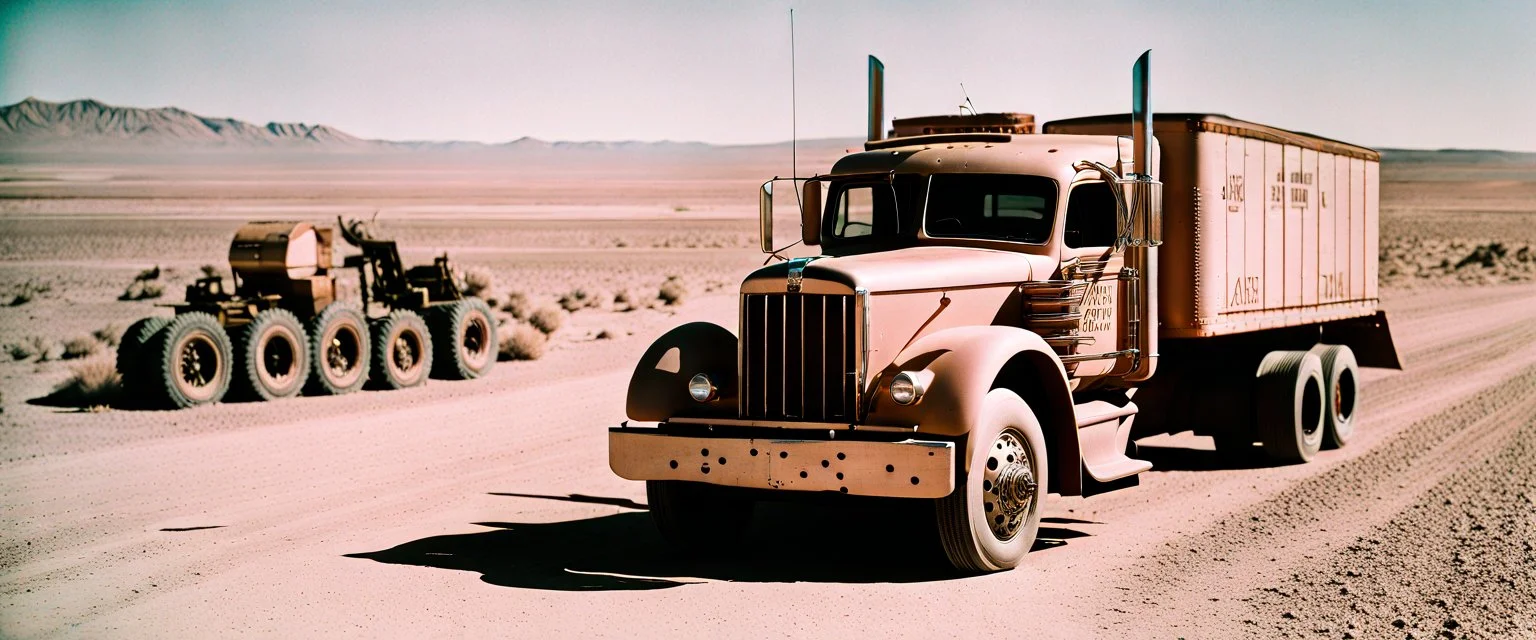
[
  {"xmin": 1136, "ymin": 443, "xmax": 1272, "ymax": 472},
  {"xmin": 347, "ymin": 499, "xmax": 1092, "ymax": 591}
]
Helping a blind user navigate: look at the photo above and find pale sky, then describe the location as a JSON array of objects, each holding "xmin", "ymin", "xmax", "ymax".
[{"xmin": 3, "ymin": 0, "xmax": 1533, "ymax": 150}]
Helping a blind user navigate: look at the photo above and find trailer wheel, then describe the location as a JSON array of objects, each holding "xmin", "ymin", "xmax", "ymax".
[
  {"xmin": 229, "ymin": 309, "xmax": 310, "ymax": 402},
  {"xmin": 428, "ymin": 299, "xmax": 497, "ymax": 380},
  {"xmin": 144, "ymin": 312, "xmax": 232, "ymax": 409},
  {"xmin": 1310, "ymin": 344, "xmax": 1359, "ymax": 449},
  {"xmin": 1256, "ymin": 350, "xmax": 1326, "ymax": 464},
  {"xmin": 936, "ymin": 388, "xmax": 1047, "ymax": 573},
  {"xmin": 116, "ymin": 316, "xmax": 170, "ymax": 404},
  {"xmin": 370, "ymin": 310, "xmax": 432, "ymax": 389},
  {"xmin": 307, "ymin": 303, "xmax": 369, "ymax": 396},
  {"xmin": 645, "ymin": 480, "xmax": 754, "ymax": 554}
]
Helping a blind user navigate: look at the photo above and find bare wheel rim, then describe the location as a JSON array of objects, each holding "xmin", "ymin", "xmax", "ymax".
[
  {"xmin": 981, "ymin": 428, "xmax": 1037, "ymax": 542},
  {"xmin": 460, "ymin": 314, "xmax": 490, "ymax": 368},
  {"xmin": 325, "ymin": 325, "xmax": 361, "ymax": 379},
  {"xmin": 176, "ymin": 333, "xmax": 221, "ymax": 400},
  {"xmin": 392, "ymin": 329, "xmax": 421, "ymax": 375}
]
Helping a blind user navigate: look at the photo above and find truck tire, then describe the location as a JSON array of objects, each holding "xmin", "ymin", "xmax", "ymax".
[
  {"xmin": 230, "ymin": 309, "xmax": 310, "ymax": 402},
  {"xmin": 116, "ymin": 315, "xmax": 170, "ymax": 404},
  {"xmin": 307, "ymin": 303, "xmax": 369, "ymax": 396},
  {"xmin": 1256, "ymin": 350, "xmax": 1326, "ymax": 464},
  {"xmin": 370, "ymin": 310, "xmax": 432, "ymax": 390},
  {"xmin": 1310, "ymin": 344, "xmax": 1360, "ymax": 449},
  {"xmin": 144, "ymin": 312, "xmax": 232, "ymax": 409},
  {"xmin": 645, "ymin": 480, "xmax": 754, "ymax": 554},
  {"xmin": 428, "ymin": 299, "xmax": 497, "ymax": 380},
  {"xmin": 936, "ymin": 388, "xmax": 1048, "ymax": 573}
]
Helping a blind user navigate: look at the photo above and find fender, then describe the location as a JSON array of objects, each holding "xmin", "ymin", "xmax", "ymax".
[
  {"xmin": 866, "ymin": 325, "xmax": 1083, "ymax": 496},
  {"xmin": 626, "ymin": 322, "xmax": 738, "ymax": 421}
]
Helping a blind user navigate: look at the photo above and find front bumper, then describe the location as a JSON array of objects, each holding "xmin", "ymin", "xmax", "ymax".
[{"xmin": 608, "ymin": 426, "xmax": 956, "ymax": 499}]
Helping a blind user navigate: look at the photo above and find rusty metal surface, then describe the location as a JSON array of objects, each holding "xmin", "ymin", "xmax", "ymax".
[{"xmin": 608, "ymin": 428, "xmax": 955, "ymax": 499}]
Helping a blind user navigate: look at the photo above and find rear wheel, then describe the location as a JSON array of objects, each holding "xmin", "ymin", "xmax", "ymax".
[
  {"xmin": 145, "ymin": 312, "xmax": 232, "ymax": 409},
  {"xmin": 307, "ymin": 303, "xmax": 369, "ymax": 396},
  {"xmin": 370, "ymin": 310, "xmax": 432, "ymax": 389},
  {"xmin": 116, "ymin": 316, "xmax": 170, "ymax": 404},
  {"xmin": 1256, "ymin": 350, "xmax": 1326, "ymax": 464},
  {"xmin": 429, "ymin": 299, "xmax": 497, "ymax": 380},
  {"xmin": 1311, "ymin": 344, "xmax": 1360, "ymax": 449},
  {"xmin": 646, "ymin": 480, "xmax": 755, "ymax": 555},
  {"xmin": 936, "ymin": 388, "xmax": 1047, "ymax": 573},
  {"xmin": 231, "ymin": 309, "xmax": 310, "ymax": 401}
]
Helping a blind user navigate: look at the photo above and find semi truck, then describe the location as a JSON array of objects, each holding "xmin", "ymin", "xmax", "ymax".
[{"xmin": 609, "ymin": 51, "xmax": 1399, "ymax": 572}]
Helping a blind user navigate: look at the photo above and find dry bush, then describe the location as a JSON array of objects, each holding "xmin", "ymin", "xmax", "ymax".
[
  {"xmin": 61, "ymin": 336, "xmax": 102, "ymax": 360},
  {"xmin": 460, "ymin": 266, "xmax": 496, "ymax": 299},
  {"xmin": 93, "ymin": 323, "xmax": 124, "ymax": 347},
  {"xmin": 199, "ymin": 264, "xmax": 223, "ymax": 279},
  {"xmin": 528, "ymin": 305, "xmax": 564, "ymax": 335},
  {"xmin": 9, "ymin": 279, "xmax": 49, "ymax": 306},
  {"xmin": 29, "ymin": 336, "xmax": 55, "ymax": 362},
  {"xmin": 595, "ymin": 329, "xmax": 615, "ymax": 340},
  {"xmin": 134, "ymin": 266, "xmax": 162, "ymax": 282},
  {"xmin": 49, "ymin": 358, "xmax": 121, "ymax": 409},
  {"xmin": 498, "ymin": 324, "xmax": 547, "ymax": 361},
  {"xmin": 502, "ymin": 291, "xmax": 532, "ymax": 320},
  {"xmin": 558, "ymin": 288, "xmax": 602, "ymax": 312},
  {"xmin": 119, "ymin": 280, "xmax": 166, "ymax": 301},
  {"xmin": 613, "ymin": 289, "xmax": 633, "ymax": 308},
  {"xmin": 658, "ymin": 276, "xmax": 687, "ymax": 306},
  {"xmin": 7, "ymin": 342, "xmax": 34, "ymax": 361}
]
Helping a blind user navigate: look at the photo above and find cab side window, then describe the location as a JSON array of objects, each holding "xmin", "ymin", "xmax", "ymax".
[{"xmin": 1064, "ymin": 181, "xmax": 1119, "ymax": 248}]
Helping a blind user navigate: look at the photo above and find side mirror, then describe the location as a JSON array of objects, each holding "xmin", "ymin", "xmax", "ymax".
[
  {"xmin": 758, "ymin": 181, "xmax": 774, "ymax": 253},
  {"xmin": 801, "ymin": 181, "xmax": 822, "ymax": 246}
]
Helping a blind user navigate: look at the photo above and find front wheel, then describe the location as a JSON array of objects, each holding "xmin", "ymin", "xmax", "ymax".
[{"xmin": 936, "ymin": 388, "xmax": 1048, "ymax": 573}]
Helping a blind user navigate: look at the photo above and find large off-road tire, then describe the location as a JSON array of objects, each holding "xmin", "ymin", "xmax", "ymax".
[
  {"xmin": 144, "ymin": 312, "xmax": 232, "ymax": 409},
  {"xmin": 1256, "ymin": 350, "xmax": 1326, "ymax": 464},
  {"xmin": 307, "ymin": 303, "xmax": 370, "ymax": 396},
  {"xmin": 116, "ymin": 315, "xmax": 170, "ymax": 404},
  {"xmin": 230, "ymin": 309, "xmax": 310, "ymax": 402},
  {"xmin": 936, "ymin": 388, "xmax": 1048, "ymax": 573},
  {"xmin": 1310, "ymin": 344, "xmax": 1360, "ymax": 450},
  {"xmin": 645, "ymin": 480, "xmax": 755, "ymax": 555},
  {"xmin": 428, "ymin": 299, "xmax": 496, "ymax": 380},
  {"xmin": 369, "ymin": 310, "xmax": 432, "ymax": 390}
]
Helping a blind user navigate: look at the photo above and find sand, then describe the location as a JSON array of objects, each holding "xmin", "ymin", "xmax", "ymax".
[{"xmin": 1, "ymin": 151, "xmax": 1534, "ymax": 638}]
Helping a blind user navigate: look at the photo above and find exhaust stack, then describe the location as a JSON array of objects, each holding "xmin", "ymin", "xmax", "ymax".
[
  {"xmin": 1131, "ymin": 50, "xmax": 1152, "ymax": 177},
  {"xmin": 867, "ymin": 56, "xmax": 885, "ymax": 142}
]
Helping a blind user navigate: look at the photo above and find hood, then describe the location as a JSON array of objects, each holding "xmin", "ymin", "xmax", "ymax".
[{"xmin": 743, "ymin": 246, "xmax": 1054, "ymax": 295}]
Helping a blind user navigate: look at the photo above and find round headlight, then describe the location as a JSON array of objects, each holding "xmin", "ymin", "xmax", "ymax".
[
  {"xmin": 890, "ymin": 371, "xmax": 924, "ymax": 405},
  {"xmin": 687, "ymin": 373, "xmax": 716, "ymax": 402}
]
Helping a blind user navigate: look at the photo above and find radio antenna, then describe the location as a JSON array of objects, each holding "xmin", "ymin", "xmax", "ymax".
[
  {"xmin": 790, "ymin": 8, "xmax": 798, "ymax": 181},
  {"xmin": 959, "ymin": 82, "xmax": 977, "ymax": 115}
]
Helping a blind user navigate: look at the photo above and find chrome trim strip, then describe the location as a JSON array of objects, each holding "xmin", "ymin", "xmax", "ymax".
[{"xmin": 667, "ymin": 416, "xmax": 916, "ymax": 433}]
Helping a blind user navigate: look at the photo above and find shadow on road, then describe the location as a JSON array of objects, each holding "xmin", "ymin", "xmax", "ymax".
[
  {"xmin": 347, "ymin": 498, "xmax": 1094, "ymax": 591},
  {"xmin": 1137, "ymin": 443, "xmax": 1274, "ymax": 472},
  {"xmin": 488, "ymin": 492, "xmax": 648, "ymax": 510}
]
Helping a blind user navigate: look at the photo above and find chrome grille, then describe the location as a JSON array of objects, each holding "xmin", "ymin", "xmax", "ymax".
[{"xmin": 741, "ymin": 293, "xmax": 858, "ymax": 422}]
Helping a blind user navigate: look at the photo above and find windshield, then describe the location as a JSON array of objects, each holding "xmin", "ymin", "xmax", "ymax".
[
  {"xmin": 924, "ymin": 174, "xmax": 1059, "ymax": 244},
  {"xmin": 821, "ymin": 174, "xmax": 924, "ymax": 248}
]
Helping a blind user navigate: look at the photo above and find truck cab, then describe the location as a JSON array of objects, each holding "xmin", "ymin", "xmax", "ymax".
[{"xmin": 609, "ymin": 52, "xmax": 1396, "ymax": 573}]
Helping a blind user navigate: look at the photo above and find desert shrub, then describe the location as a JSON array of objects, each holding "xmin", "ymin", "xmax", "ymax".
[
  {"xmin": 134, "ymin": 266, "xmax": 161, "ymax": 282},
  {"xmin": 613, "ymin": 290, "xmax": 633, "ymax": 307},
  {"xmin": 658, "ymin": 276, "xmax": 687, "ymax": 306},
  {"xmin": 119, "ymin": 280, "xmax": 165, "ymax": 301},
  {"xmin": 595, "ymin": 329, "xmax": 615, "ymax": 340},
  {"xmin": 9, "ymin": 279, "xmax": 49, "ymax": 306},
  {"xmin": 460, "ymin": 266, "xmax": 495, "ymax": 299},
  {"xmin": 92, "ymin": 323, "xmax": 124, "ymax": 347},
  {"xmin": 498, "ymin": 324, "xmax": 547, "ymax": 361},
  {"xmin": 559, "ymin": 288, "xmax": 602, "ymax": 312},
  {"xmin": 61, "ymin": 336, "xmax": 101, "ymax": 360},
  {"xmin": 50, "ymin": 358, "xmax": 121, "ymax": 409},
  {"xmin": 199, "ymin": 264, "xmax": 223, "ymax": 279},
  {"xmin": 29, "ymin": 336, "xmax": 55, "ymax": 362},
  {"xmin": 7, "ymin": 342, "xmax": 33, "ymax": 361},
  {"xmin": 502, "ymin": 291, "xmax": 532, "ymax": 320},
  {"xmin": 528, "ymin": 305, "xmax": 564, "ymax": 335}
]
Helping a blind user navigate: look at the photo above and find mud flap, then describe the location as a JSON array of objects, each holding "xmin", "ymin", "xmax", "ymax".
[
  {"xmin": 1076, "ymin": 399, "xmax": 1152, "ymax": 497},
  {"xmin": 1321, "ymin": 310, "xmax": 1401, "ymax": 369}
]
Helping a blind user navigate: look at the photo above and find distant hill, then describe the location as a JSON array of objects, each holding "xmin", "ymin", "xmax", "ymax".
[
  {"xmin": 0, "ymin": 97, "xmax": 371, "ymax": 150},
  {"xmin": 1378, "ymin": 148, "xmax": 1536, "ymax": 165}
]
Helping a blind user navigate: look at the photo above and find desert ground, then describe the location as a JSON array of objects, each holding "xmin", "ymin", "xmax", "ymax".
[{"xmin": 1, "ymin": 146, "xmax": 1534, "ymax": 639}]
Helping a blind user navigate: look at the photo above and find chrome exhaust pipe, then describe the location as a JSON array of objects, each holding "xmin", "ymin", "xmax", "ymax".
[
  {"xmin": 868, "ymin": 55, "xmax": 884, "ymax": 142},
  {"xmin": 1131, "ymin": 50, "xmax": 1152, "ymax": 178}
]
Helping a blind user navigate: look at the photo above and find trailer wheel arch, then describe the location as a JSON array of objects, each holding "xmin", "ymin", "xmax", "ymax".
[{"xmin": 869, "ymin": 325, "xmax": 1082, "ymax": 497}]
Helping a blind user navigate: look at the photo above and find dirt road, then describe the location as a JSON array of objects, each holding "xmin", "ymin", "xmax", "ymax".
[{"xmin": 3, "ymin": 284, "xmax": 1534, "ymax": 639}]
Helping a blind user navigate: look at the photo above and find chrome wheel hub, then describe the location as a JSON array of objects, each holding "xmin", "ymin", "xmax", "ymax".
[{"xmin": 982, "ymin": 429, "xmax": 1036, "ymax": 541}]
